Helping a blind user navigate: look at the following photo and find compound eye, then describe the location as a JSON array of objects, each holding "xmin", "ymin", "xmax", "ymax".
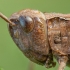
[{"xmin": 19, "ymin": 16, "xmax": 34, "ymax": 33}]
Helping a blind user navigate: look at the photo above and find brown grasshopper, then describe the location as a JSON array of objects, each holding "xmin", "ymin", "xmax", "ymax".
[{"xmin": 0, "ymin": 9, "xmax": 70, "ymax": 70}]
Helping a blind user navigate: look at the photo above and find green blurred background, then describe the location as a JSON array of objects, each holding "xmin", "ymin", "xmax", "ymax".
[{"xmin": 0, "ymin": 0, "xmax": 70, "ymax": 70}]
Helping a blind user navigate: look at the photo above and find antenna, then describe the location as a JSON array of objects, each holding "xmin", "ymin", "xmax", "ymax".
[{"xmin": 0, "ymin": 12, "xmax": 16, "ymax": 26}]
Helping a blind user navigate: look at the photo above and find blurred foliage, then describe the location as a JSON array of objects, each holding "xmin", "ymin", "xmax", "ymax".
[
  {"xmin": 0, "ymin": 0, "xmax": 70, "ymax": 70},
  {"xmin": 0, "ymin": 68, "xmax": 4, "ymax": 70}
]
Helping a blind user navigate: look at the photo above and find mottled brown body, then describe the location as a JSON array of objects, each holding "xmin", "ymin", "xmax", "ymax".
[
  {"xmin": 47, "ymin": 17, "xmax": 70, "ymax": 55},
  {"xmin": 1, "ymin": 9, "xmax": 70, "ymax": 70},
  {"xmin": 45, "ymin": 14, "xmax": 70, "ymax": 69}
]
